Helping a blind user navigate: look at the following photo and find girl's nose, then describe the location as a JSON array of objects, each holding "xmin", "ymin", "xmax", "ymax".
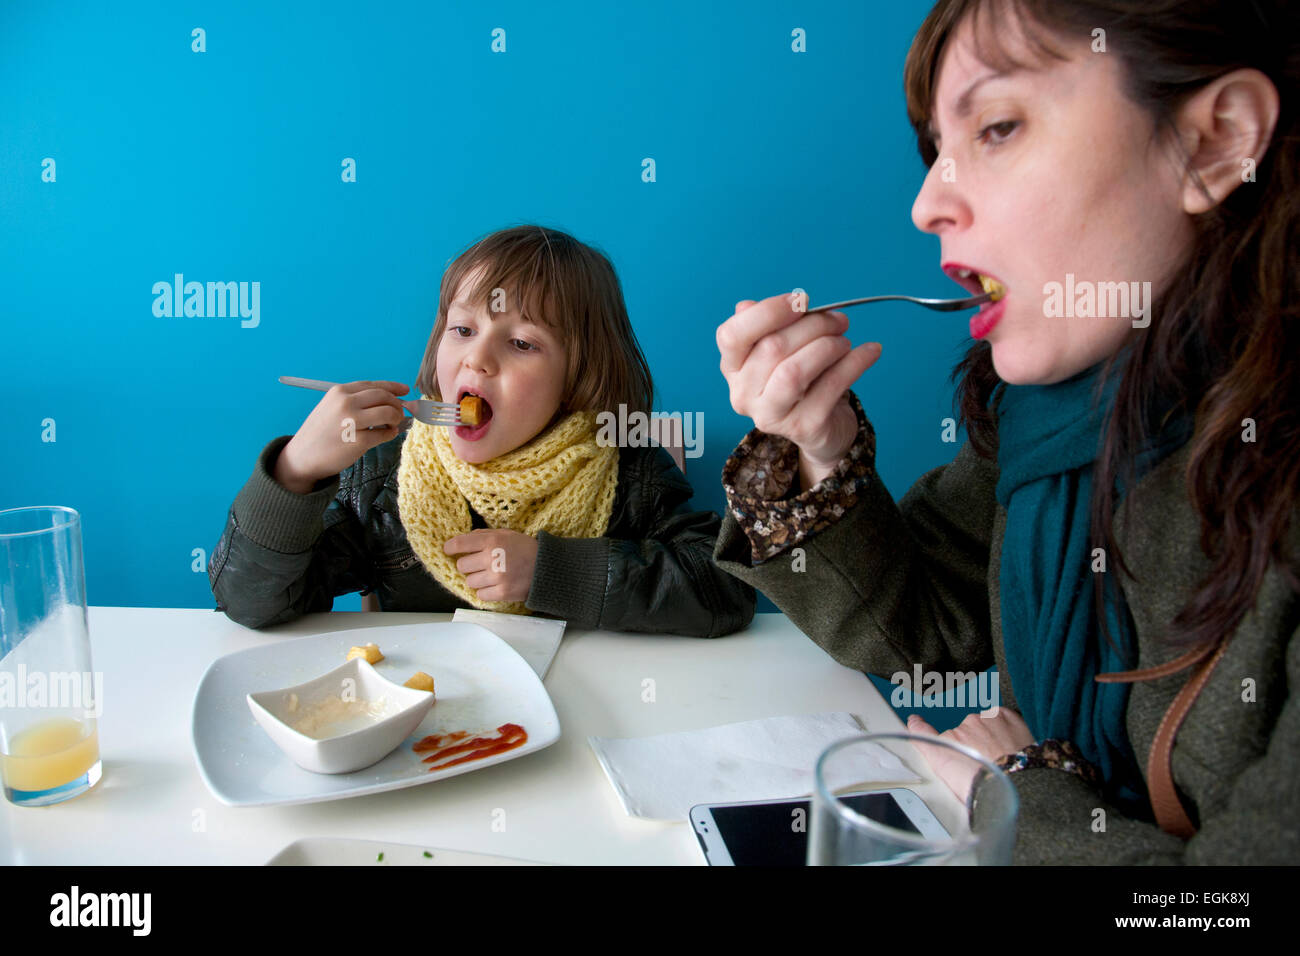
[
  {"xmin": 911, "ymin": 155, "xmax": 971, "ymax": 236},
  {"xmin": 463, "ymin": 339, "xmax": 497, "ymax": 375}
]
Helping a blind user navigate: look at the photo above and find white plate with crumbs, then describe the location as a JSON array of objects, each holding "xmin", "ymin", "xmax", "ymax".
[
  {"xmin": 192, "ymin": 622, "xmax": 560, "ymax": 807},
  {"xmin": 265, "ymin": 837, "xmax": 545, "ymax": 866}
]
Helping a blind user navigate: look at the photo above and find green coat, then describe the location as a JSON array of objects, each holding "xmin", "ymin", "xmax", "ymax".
[{"xmin": 713, "ymin": 412, "xmax": 1299, "ymax": 864}]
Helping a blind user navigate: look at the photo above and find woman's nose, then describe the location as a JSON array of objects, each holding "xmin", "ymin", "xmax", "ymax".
[{"xmin": 910, "ymin": 156, "xmax": 970, "ymax": 236}]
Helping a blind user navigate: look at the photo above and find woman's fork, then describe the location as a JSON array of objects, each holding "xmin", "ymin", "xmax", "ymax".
[
  {"xmin": 803, "ymin": 291, "xmax": 994, "ymax": 313},
  {"xmin": 277, "ymin": 377, "xmax": 463, "ymax": 426}
]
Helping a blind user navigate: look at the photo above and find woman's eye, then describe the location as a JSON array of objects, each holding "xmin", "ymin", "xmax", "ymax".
[{"xmin": 977, "ymin": 120, "xmax": 1019, "ymax": 146}]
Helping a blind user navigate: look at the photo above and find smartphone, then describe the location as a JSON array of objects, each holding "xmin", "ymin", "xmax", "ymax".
[{"xmin": 689, "ymin": 789, "xmax": 948, "ymax": 866}]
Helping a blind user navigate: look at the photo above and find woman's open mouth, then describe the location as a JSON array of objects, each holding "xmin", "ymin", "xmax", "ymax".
[
  {"xmin": 455, "ymin": 389, "xmax": 494, "ymax": 440},
  {"xmin": 942, "ymin": 262, "xmax": 1008, "ymax": 339}
]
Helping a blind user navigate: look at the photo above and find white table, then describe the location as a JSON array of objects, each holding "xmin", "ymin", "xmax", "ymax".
[{"xmin": 1, "ymin": 608, "xmax": 963, "ymax": 865}]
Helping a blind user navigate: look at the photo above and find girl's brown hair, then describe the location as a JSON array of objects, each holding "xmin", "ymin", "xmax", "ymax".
[
  {"xmin": 416, "ymin": 225, "xmax": 654, "ymax": 418},
  {"xmin": 904, "ymin": 0, "xmax": 1300, "ymax": 657}
]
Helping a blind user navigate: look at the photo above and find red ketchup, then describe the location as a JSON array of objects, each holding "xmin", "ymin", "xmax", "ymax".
[{"xmin": 413, "ymin": 723, "xmax": 528, "ymax": 771}]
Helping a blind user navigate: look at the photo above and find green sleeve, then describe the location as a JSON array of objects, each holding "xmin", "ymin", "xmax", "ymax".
[
  {"xmin": 712, "ymin": 409, "xmax": 1001, "ymax": 678},
  {"xmin": 971, "ymin": 619, "xmax": 1300, "ymax": 864},
  {"xmin": 527, "ymin": 446, "xmax": 756, "ymax": 638}
]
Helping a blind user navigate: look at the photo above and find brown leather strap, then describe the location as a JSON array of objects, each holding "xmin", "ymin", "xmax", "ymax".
[
  {"xmin": 1095, "ymin": 640, "xmax": 1229, "ymax": 839},
  {"xmin": 1094, "ymin": 642, "xmax": 1214, "ymax": 684},
  {"xmin": 1144, "ymin": 641, "xmax": 1230, "ymax": 837}
]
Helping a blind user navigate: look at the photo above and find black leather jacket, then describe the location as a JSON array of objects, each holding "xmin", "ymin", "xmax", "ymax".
[{"xmin": 209, "ymin": 432, "xmax": 755, "ymax": 638}]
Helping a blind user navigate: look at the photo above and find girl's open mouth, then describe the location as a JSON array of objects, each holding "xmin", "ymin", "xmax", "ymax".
[{"xmin": 455, "ymin": 389, "xmax": 494, "ymax": 441}]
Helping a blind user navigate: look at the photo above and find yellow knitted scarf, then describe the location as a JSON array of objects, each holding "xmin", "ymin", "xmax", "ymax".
[{"xmin": 396, "ymin": 409, "xmax": 620, "ymax": 614}]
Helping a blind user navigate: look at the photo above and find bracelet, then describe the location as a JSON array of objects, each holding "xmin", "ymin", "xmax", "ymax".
[{"xmin": 996, "ymin": 739, "xmax": 1103, "ymax": 789}]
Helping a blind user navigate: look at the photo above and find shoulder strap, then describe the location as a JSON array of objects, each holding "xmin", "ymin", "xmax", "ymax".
[{"xmin": 1095, "ymin": 640, "xmax": 1229, "ymax": 839}]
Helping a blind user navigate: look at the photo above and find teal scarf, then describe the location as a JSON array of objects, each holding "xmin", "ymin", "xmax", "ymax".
[{"xmin": 994, "ymin": 359, "xmax": 1191, "ymax": 816}]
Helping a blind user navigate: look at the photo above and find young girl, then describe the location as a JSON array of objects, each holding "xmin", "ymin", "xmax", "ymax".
[
  {"xmin": 210, "ymin": 225, "xmax": 754, "ymax": 639},
  {"xmin": 713, "ymin": 0, "xmax": 1297, "ymax": 863}
]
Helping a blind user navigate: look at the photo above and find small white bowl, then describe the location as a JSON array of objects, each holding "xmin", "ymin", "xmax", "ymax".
[{"xmin": 247, "ymin": 658, "xmax": 435, "ymax": 774}]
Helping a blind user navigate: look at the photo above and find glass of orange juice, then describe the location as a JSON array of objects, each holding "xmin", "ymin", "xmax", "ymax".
[{"xmin": 0, "ymin": 506, "xmax": 102, "ymax": 806}]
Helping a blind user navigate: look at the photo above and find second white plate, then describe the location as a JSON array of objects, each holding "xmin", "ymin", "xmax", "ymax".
[
  {"xmin": 266, "ymin": 837, "xmax": 545, "ymax": 866},
  {"xmin": 192, "ymin": 622, "xmax": 560, "ymax": 807}
]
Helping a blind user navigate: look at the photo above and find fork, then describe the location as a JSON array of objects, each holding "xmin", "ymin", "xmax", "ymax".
[
  {"xmin": 803, "ymin": 291, "xmax": 994, "ymax": 313},
  {"xmin": 277, "ymin": 377, "xmax": 464, "ymax": 427}
]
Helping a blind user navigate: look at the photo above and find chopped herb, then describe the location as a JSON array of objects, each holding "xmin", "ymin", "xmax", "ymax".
[
  {"xmin": 377, "ymin": 852, "xmax": 384, "ymax": 862},
  {"xmin": 423, "ymin": 851, "xmax": 433, "ymax": 858}
]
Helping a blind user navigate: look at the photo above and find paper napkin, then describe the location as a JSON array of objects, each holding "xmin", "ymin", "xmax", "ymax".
[
  {"xmin": 588, "ymin": 712, "xmax": 922, "ymax": 820},
  {"xmin": 451, "ymin": 609, "xmax": 565, "ymax": 679}
]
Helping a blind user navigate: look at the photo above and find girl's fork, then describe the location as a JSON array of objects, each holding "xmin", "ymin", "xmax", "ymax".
[
  {"xmin": 803, "ymin": 291, "xmax": 995, "ymax": 313},
  {"xmin": 277, "ymin": 377, "xmax": 463, "ymax": 426}
]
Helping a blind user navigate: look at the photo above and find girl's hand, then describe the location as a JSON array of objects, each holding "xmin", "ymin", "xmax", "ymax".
[
  {"xmin": 716, "ymin": 294, "xmax": 882, "ymax": 488},
  {"xmin": 275, "ymin": 381, "xmax": 409, "ymax": 493},
  {"xmin": 443, "ymin": 529, "xmax": 539, "ymax": 604},
  {"xmin": 906, "ymin": 709, "xmax": 1037, "ymax": 805}
]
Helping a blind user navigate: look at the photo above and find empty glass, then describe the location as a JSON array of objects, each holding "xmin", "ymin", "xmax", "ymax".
[{"xmin": 809, "ymin": 732, "xmax": 1018, "ymax": 865}]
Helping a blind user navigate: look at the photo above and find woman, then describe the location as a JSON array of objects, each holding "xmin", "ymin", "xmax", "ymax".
[{"xmin": 713, "ymin": 0, "xmax": 1298, "ymax": 863}]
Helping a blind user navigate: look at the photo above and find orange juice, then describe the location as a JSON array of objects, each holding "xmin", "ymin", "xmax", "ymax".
[{"xmin": 1, "ymin": 718, "xmax": 100, "ymax": 792}]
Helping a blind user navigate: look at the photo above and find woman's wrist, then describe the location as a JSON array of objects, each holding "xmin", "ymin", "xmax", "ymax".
[
  {"xmin": 796, "ymin": 448, "xmax": 846, "ymax": 492},
  {"xmin": 795, "ymin": 400, "xmax": 860, "ymax": 492},
  {"xmin": 722, "ymin": 392, "xmax": 877, "ymax": 563}
]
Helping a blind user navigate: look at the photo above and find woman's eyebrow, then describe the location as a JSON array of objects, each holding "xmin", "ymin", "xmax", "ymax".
[
  {"xmin": 929, "ymin": 69, "xmax": 1023, "ymax": 144},
  {"xmin": 952, "ymin": 69, "xmax": 1019, "ymax": 117}
]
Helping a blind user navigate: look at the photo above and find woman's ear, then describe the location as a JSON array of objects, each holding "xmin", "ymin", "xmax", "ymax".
[{"xmin": 1174, "ymin": 68, "xmax": 1279, "ymax": 215}]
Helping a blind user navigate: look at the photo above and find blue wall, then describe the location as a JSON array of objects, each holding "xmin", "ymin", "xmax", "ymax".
[{"xmin": 3, "ymin": 0, "xmax": 977, "ymax": 620}]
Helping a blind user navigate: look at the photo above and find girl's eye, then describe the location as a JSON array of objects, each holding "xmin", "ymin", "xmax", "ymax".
[
  {"xmin": 512, "ymin": 339, "xmax": 537, "ymax": 352},
  {"xmin": 450, "ymin": 326, "xmax": 472, "ymax": 337},
  {"xmin": 977, "ymin": 120, "xmax": 1019, "ymax": 146}
]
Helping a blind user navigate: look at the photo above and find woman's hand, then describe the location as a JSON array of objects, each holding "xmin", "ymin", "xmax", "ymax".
[
  {"xmin": 716, "ymin": 294, "xmax": 882, "ymax": 488},
  {"xmin": 443, "ymin": 529, "xmax": 539, "ymax": 604},
  {"xmin": 906, "ymin": 708, "xmax": 1037, "ymax": 804},
  {"xmin": 275, "ymin": 381, "xmax": 410, "ymax": 493}
]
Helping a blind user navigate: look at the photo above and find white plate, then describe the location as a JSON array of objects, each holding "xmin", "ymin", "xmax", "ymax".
[
  {"xmin": 192, "ymin": 622, "xmax": 560, "ymax": 807},
  {"xmin": 265, "ymin": 837, "xmax": 545, "ymax": 866}
]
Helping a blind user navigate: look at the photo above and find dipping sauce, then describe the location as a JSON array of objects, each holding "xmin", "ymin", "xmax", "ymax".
[
  {"xmin": 289, "ymin": 695, "xmax": 389, "ymax": 739},
  {"xmin": 413, "ymin": 723, "xmax": 527, "ymax": 771}
]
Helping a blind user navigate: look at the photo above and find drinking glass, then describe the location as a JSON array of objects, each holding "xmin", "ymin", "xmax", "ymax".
[
  {"xmin": 808, "ymin": 732, "xmax": 1017, "ymax": 865},
  {"xmin": 0, "ymin": 506, "xmax": 102, "ymax": 806}
]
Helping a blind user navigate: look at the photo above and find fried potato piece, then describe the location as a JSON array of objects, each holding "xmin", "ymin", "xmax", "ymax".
[
  {"xmin": 403, "ymin": 671, "xmax": 435, "ymax": 696},
  {"xmin": 459, "ymin": 395, "xmax": 486, "ymax": 426},
  {"xmin": 980, "ymin": 274, "xmax": 1006, "ymax": 301},
  {"xmin": 346, "ymin": 642, "xmax": 384, "ymax": 664}
]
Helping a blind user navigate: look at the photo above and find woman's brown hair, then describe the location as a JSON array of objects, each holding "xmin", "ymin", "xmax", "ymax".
[
  {"xmin": 415, "ymin": 224, "xmax": 654, "ymax": 419},
  {"xmin": 904, "ymin": 0, "xmax": 1300, "ymax": 657}
]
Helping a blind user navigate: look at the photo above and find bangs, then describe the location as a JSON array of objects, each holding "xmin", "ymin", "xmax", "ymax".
[
  {"xmin": 904, "ymin": 0, "xmax": 1072, "ymax": 165},
  {"xmin": 444, "ymin": 230, "xmax": 573, "ymax": 337}
]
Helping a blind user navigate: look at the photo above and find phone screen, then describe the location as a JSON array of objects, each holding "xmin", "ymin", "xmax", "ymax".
[{"xmin": 705, "ymin": 793, "xmax": 921, "ymax": 866}]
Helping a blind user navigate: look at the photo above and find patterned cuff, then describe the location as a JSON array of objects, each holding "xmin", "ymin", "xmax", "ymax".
[
  {"xmin": 720, "ymin": 391, "xmax": 877, "ymax": 563},
  {"xmin": 996, "ymin": 739, "xmax": 1103, "ymax": 789}
]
